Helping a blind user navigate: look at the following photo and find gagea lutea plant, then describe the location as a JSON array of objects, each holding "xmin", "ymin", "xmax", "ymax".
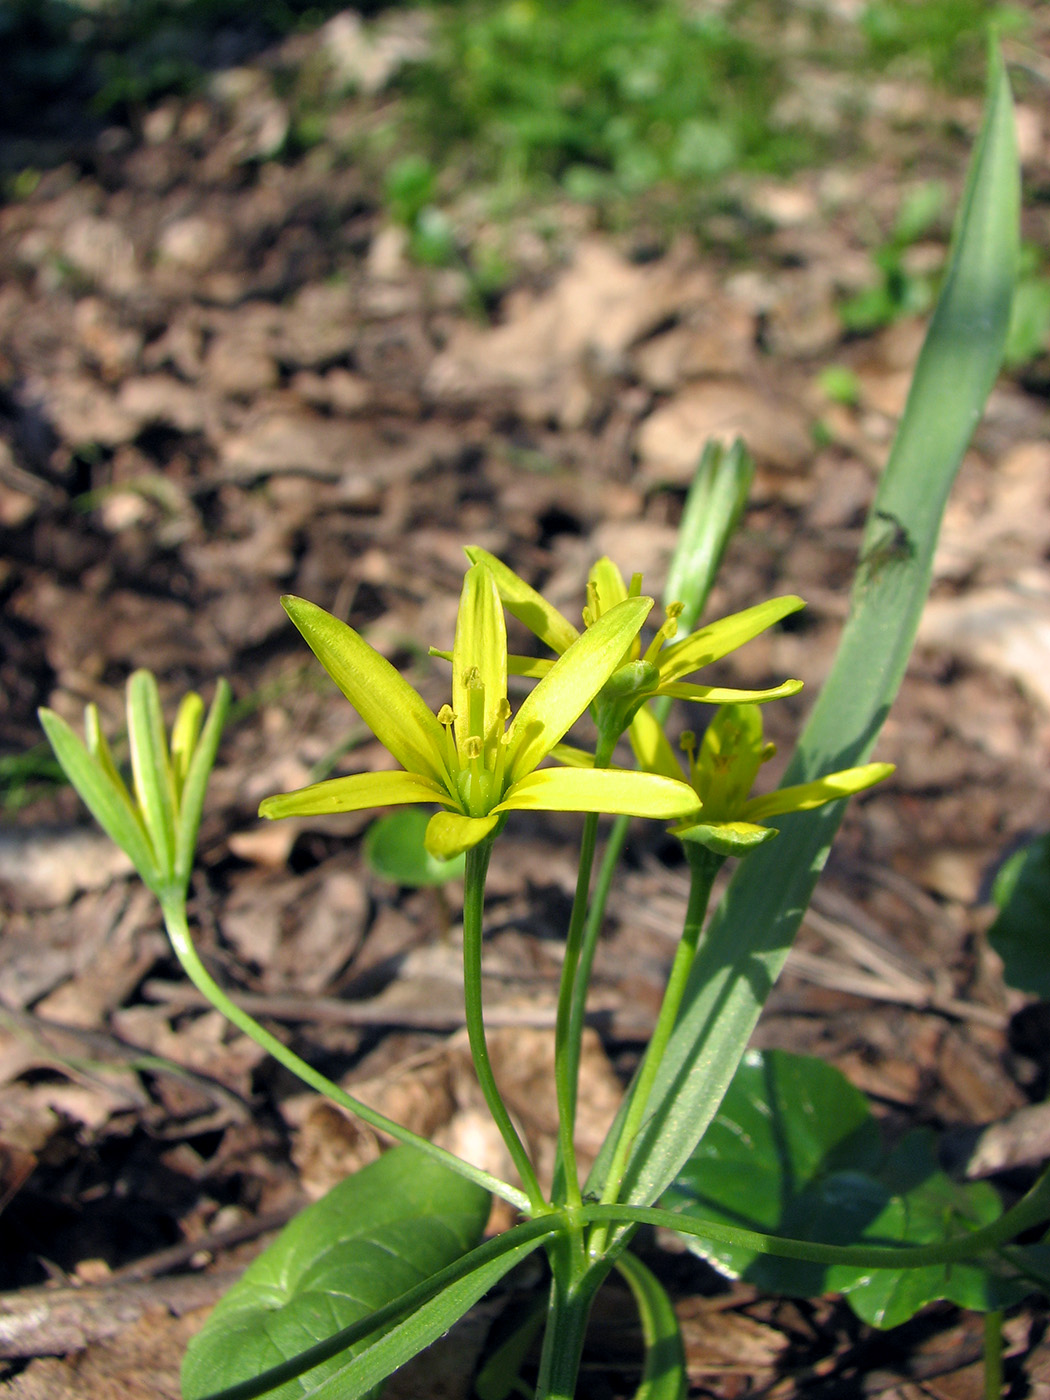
[{"xmin": 40, "ymin": 48, "xmax": 1050, "ymax": 1400}]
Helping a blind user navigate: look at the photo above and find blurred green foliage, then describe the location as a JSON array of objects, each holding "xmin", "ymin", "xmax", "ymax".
[
  {"xmin": 839, "ymin": 181, "xmax": 948, "ymax": 334},
  {"xmin": 395, "ymin": 0, "xmax": 808, "ymax": 204},
  {"xmin": 861, "ymin": 0, "xmax": 1028, "ymax": 88}
]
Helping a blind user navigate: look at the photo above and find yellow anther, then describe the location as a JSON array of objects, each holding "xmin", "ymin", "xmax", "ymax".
[
  {"xmin": 465, "ymin": 735, "xmax": 483, "ymax": 761},
  {"xmin": 437, "ymin": 704, "xmax": 455, "ymax": 727}
]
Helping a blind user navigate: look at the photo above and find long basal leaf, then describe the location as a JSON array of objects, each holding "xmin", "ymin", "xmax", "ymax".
[{"xmin": 588, "ymin": 46, "xmax": 1019, "ymax": 1209}]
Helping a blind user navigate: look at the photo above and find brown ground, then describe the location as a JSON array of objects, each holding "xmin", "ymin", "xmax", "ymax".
[{"xmin": 2, "ymin": 11, "xmax": 1050, "ymax": 1398}]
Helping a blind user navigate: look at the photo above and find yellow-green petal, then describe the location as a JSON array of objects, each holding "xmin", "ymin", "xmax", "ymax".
[
  {"xmin": 587, "ymin": 557, "xmax": 629, "ymax": 613},
  {"xmin": 452, "ymin": 564, "xmax": 508, "ymax": 755},
  {"xmin": 506, "ymin": 596, "xmax": 653, "ymax": 784},
  {"xmin": 496, "ymin": 766, "xmax": 699, "ymax": 819},
  {"xmin": 282, "ymin": 596, "xmax": 449, "ymax": 787},
  {"xmin": 508, "ymin": 655, "xmax": 555, "ymax": 680},
  {"xmin": 657, "ymin": 597, "xmax": 805, "ymax": 683},
  {"xmin": 675, "ymin": 819, "xmax": 778, "ymax": 857},
  {"xmin": 464, "ymin": 546, "xmax": 580, "ymax": 654},
  {"xmin": 740, "ymin": 762, "xmax": 894, "ymax": 823},
  {"xmin": 425, "ymin": 809, "xmax": 500, "ymax": 859},
  {"xmin": 549, "ymin": 742, "xmax": 600, "ymax": 768},
  {"xmin": 259, "ymin": 770, "xmax": 449, "ymax": 821},
  {"xmin": 657, "ymin": 678, "xmax": 803, "ymax": 704},
  {"xmin": 627, "ymin": 703, "xmax": 682, "ymax": 782}
]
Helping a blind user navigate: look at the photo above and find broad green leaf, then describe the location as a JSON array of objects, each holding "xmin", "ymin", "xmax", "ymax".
[
  {"xmin": 615, "ymin": 1251, "xmax": 686, "ymax": 1400},
  {"xmin": 987, "ymin": 832, "xmax": 1050, "ymax": 998},
  {"xmin": 281, "ymin": 597, "xmax": 449, "ymax": 789},
  {"xmin": 589, "ymin": 45, "xmax": 1020, "ymax": 1211},
  {"xmin": 364, "ymin": 808, "xmax": 465, "ymax": 886},
  {"xmin": 497, "ymin": 766, "xmax": 697, "ymax": 819},
  {"xmin": 181, "ymin": 1145, "xmax": 490, "ymax": 1400},
  {"xmin": 260, "ymin": 770, "xmax": 448, "ymax": 821},
  {"xmin": 507, "ymin": 597, "xmax": 652, "ymax": 782},
  {"xmin": 663, "ymin": 1051, "xmax": 1025, "ymax": 1329}
]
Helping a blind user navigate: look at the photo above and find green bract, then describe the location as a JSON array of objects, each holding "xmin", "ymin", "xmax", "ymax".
[
  {"xmin": 632, "ymin": 702, "xmax": 894, "ymax": 857},
  {"xmin": 259, "ymin": 564, "xmax": 699, "ymax": 860},
  {"xmin": 39, "ymin": 672, "xmax": 231, "ymax": 904}
]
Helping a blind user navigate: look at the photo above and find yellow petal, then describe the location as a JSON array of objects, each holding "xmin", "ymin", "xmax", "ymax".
[
  {"xmin": 506, "ymin": 596, "xmax": 653, "ymax": 784},
  {"xmin": 675, "ymin": 819, "xmax": 778, "ymax": 857},
  {"xmin": 508, "ymin": 655, "xmax": 555, "ymax": 680},
  {"xmin": 425, "ymin": 810, "xmax": 501, "ymax": 859},
  {"xmin": 464, "ymin": 546, "xmax": 580, "ymax": 654},
  {"xmin": 496, "ymin": 767, "xmax": 699, "ymax": 819},
  {"xmin": 282, "ymin": 597, "xmax": 449, "ymax": 787},
  {"xmin": 658, "ymin": 679, "xmax": 803, "ymax": 704},
  {"xmin": 627, "ymin": 704, "xmax": 682, "ymax": 781},
  {"xmin": 587, "ymin": 557, "xmax": 629, "ymax": 613},
  {"xmin": 658, "ymin": 597, "xmax": 805, "ymax": 682},
  {"xmin": 452, "ymin": 564, "xmax": 508, "ymax": 755},
  {"xmin": 741, "ymin": 762, "xmax": 894, "ymax": 823},
  {"xmin": 259, "ymin": 770, "xmax": 448, "ymax": 820}
]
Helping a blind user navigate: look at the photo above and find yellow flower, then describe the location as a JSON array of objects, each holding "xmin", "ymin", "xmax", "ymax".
[
  {"xmin": 259, "ymin": 564, "xmax": 699, "ymax": 859},
  {"xmin": 634, "ymin": 701, "xmax": 894, "ymax": 857},
  {"xmin": 462, "ymin": 548, "xmax": 804, "ymax": 728}
]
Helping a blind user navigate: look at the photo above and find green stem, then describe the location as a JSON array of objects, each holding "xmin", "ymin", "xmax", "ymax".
[
  {"xmin": 565, "ymin": 689, "xmax": 679, "ymax": 1107},
  {"xmin": 591, "ymin": 844, "xmax": 722, "ymax": 1255},
  {"xmin": 534, "ymin": 1240, "xmax": 612, "ymax": 1400},
  {"xmin": 552, "ymin": 727, "xmax": 620, "ymax": 1209},
  {"xmin": 578, "ymin": 1163, "xmax": 1050, "ymax": 1268},
  {"xmin": 159, "ymin": 894, "xmax": 528, "ymax": 1213},
  {"xmin": 984, "ymin": 1310, "xmax": 1004, "ymax": 1400},
  {"xmin": 462, "ymin": 842, "xmax": 546, "ymax": 1212}
]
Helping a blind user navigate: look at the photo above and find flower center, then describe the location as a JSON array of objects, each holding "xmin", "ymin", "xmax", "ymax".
[{"xmin": 439, "ymin": 673, "xmax": 512, "ymax": 818}]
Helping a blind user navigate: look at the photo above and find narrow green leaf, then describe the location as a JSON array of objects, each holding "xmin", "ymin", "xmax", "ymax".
[
  {"xmin": 39, "ymin": 706, "xmax": 161, "ymax": 886},
  {"xmin": 615, "ymin": 1251, "xmax": 686, "ymax": 1400},
  {"xmin": 292, "ymin": 1231, "xmax": 547, "ymax": 1400},
  {"xmin": 588, "ymin": 47, "xmax": 1020, "ymax": 1209},
  {"xmin": 181, "ymin": 1146, "xmax": 491, "ymax": 1400},
  {"xmin": 127, "ymin": 670, "xmax": 178, "ymax": 880}
]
